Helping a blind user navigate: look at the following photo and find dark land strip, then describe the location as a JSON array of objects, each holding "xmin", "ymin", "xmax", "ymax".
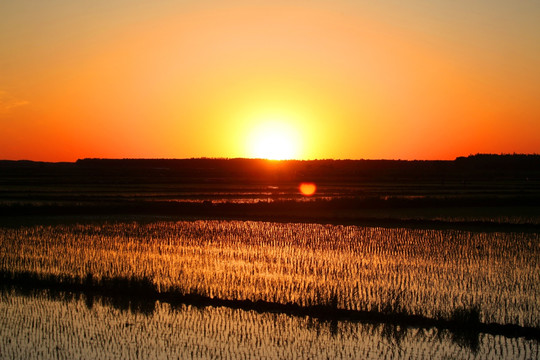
[
  {"xmin": 1, "ymin": 200, "xmax": 539, "ymax": 233},
  {"xmin": 2, "ymin": 155, "xmax": 540, "ymax": 232},
  {"xmin": 1, "ymin": 270, "xmax": 539, "ymax": 342}
]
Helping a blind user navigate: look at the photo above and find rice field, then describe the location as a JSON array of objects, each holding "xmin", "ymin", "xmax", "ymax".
[
  {"xmin": 1, "ymin": 220, "xmax": 538, "ymax": 327},
  {"xmin": 1, "ymin": 289, "xmax": 538, "ymax": 360}
]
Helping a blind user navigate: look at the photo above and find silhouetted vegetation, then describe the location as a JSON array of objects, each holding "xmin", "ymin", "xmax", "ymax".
[
  {"xmin": 447, "ymin": 305, "xmax": 482, "ymax": 352},
  {"xmin": 1, "ymin": 153, "xmax": 539, "ymax": 185}
]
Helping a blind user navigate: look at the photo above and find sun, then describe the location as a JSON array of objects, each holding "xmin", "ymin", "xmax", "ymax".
[{"xmin": 247, "ymin": 121, "xmax": 300, "ymax": 160}]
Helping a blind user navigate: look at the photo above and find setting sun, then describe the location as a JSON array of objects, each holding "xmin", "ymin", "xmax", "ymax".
[{"xmin": 247, "ymin": 121, "xmax": 301, "ymax": 160}]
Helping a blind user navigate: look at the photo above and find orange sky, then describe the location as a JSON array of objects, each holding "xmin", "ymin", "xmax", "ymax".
[{"xmin": 1, "ymin": 0, "xmax": 539, "ymax": 161}]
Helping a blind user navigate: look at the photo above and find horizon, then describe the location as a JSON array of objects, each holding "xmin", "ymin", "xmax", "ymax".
[
  {"xmin": 2, "ymin": 1, "xmax": 539, "ymax": 161},
  {"xmin": 2, "ymin": 152, "xmax": 539, "ymax": 165}
]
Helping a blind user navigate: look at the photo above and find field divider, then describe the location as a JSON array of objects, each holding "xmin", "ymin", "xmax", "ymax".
[{"xmin": 1, "ymin": 270, "xmax": 539, "ymax": 341}]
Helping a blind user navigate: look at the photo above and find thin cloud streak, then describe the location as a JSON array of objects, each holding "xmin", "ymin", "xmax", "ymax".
[{"xmin": 0, "ymin": 91, "xmax": 29, "ymax": 114}]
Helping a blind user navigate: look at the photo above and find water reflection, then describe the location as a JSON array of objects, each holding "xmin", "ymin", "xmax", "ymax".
[{"xmin": 1, "ymin": 289, "xmax": 537, "ymax": 360}]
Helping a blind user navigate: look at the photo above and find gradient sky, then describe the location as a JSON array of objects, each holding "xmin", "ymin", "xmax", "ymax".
[{"xmin": 1, "ymin": 0, "xmax": 539, "ymax": 161}]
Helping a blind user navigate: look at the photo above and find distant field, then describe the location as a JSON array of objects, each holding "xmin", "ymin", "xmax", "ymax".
[
  {"xmin": 2, "ymin": 182, "xmax": 540, "ymax": 230},
  {"xmin": 1, "ymin": 157, "xmax": 539, "ymax": 229}
]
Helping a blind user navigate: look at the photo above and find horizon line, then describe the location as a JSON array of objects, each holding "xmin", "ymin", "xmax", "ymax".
[{"xmin": 1, "ymin": 153, "xmax": 539, "ymax": 164}]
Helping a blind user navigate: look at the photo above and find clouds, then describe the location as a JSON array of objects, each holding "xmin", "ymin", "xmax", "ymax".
[{"xmin": 0, "ymin": 91, "xmax": 29, "ymax": 114}]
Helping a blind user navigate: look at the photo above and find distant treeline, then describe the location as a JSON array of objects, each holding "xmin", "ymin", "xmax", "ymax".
[{"xmin": 1, "ymin": 154, "xmax": 539, "ymax": 184}]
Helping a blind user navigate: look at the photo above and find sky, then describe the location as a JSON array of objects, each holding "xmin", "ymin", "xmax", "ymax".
[{"xmin": 1, "ymin": 0, "xmax": 539, "ymax": 161}]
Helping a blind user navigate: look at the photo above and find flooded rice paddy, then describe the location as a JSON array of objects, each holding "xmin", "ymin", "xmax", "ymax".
[
  {"xmin": 0, "ymin": 220, "xmax": 538, "ymax": 358},
  {"xmin": 1, "ymin": 289, "xmax": 538, "ymax": 360}
]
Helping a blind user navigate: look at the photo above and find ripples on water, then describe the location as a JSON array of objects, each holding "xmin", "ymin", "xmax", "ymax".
[{"xmin": 1, "ymin": 291, "xmax": 538, "ymax": 360}]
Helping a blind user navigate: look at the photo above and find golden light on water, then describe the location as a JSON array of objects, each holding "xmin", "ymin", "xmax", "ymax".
[{"xmin": 299, "ymin": 182, "xmax": 316, "ymax": 196}]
